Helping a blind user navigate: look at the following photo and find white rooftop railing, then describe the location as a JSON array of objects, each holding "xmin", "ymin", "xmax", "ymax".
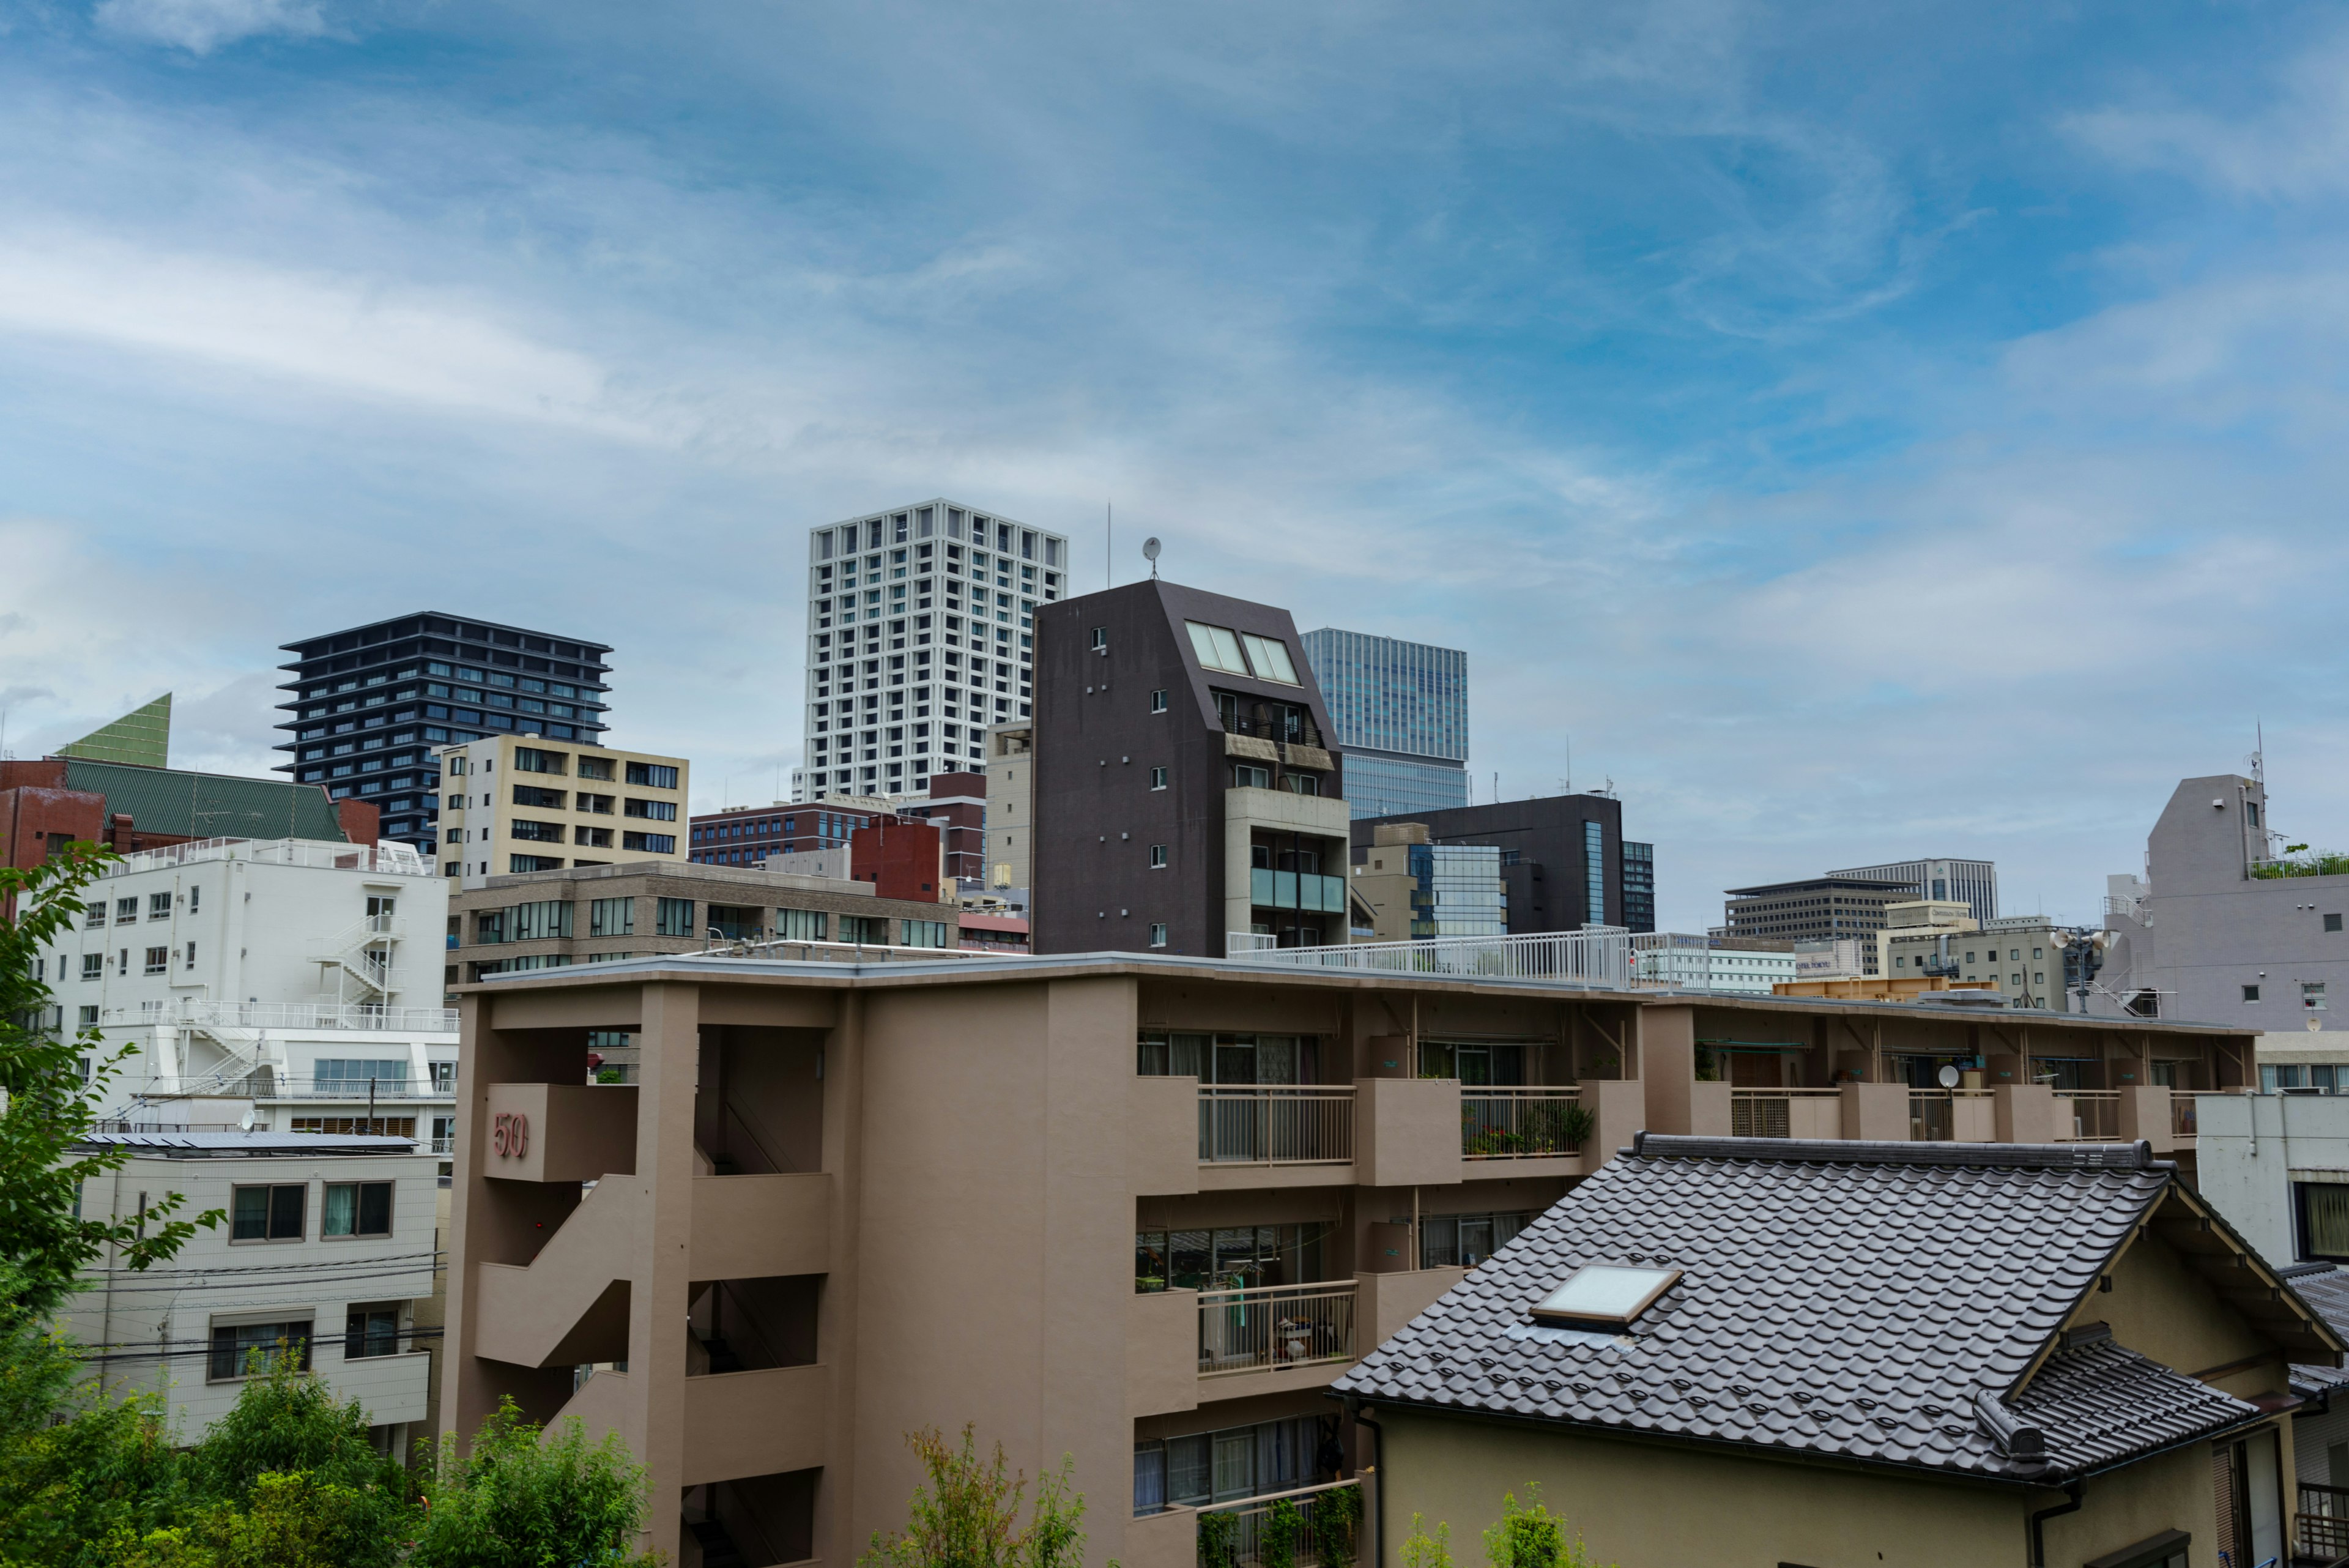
[
  {"xmin": 1224, "ymin": 928, "xmax": 1809, "ymax": 995},
  {"xmin": 102, "ymin": 838, "xmax": 436, "ymax": 879},
  {"xmin": 175, "ymin": 999, "xmax": 459, "ymax": 1033}
]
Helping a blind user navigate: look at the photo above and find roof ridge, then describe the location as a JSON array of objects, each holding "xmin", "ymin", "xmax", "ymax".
[{"xmin": 1628, "ymin": 1132, "xmax": 2165, "ymax": 1172}]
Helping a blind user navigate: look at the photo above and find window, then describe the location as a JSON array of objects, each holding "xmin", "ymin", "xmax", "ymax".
[
  {"xmin": 623, "ymin": 798, "xmax": 678, "ymax": 821},
  {"xmin": 78, "ymin": 1004, "xmax": 97, "ymax": 1027},
  {"xmin": 148, "ymin": 892, "xmax": 172, "ymax": 920},
  {"xmin": 231, "ymin": 1183, "xmax": 307, "ymax": 1241},
  {"xmin": 900, "ymin": 919, "xmax": 949, "ymax": 948},
  {"xmin": 1150, "ymin": 689, "xmax": 1168, "ymax": 713},
  {"xmin": 512, "ymin": 784, "xmax": 565, "ymax": 808},
  {"xmin": 322, "ymin": 1181, "xmax": 393, "ymax": 1238},
  {"xmin": 115, "ymin": 897, "xmax": 138, "ymax": 924},
  {"xmin": 511, "ymin": 900, "xmax": 573, "ymax": 940},
  {"xmin": 1185, "ymin": 622, "xmax": 1249, "ymax": 675},
  {"xmin": 1150, "ymin": 923, "xmax": 1168, "ymax": 948},
  {"xmin": 1151, "ymin": 767, "xmax": 1168, "ymax": 789},
  {"xmin": 81, "ymin": 953, "xmax": 102, "ymax": 980},
  {"xmin": 1420, "ymin": 1210, "xmax": 1533, "ymax": 1269},
  {"xmin": 316, "ymin": 1058, "xmax": 408, "ymax": 1093},
  {"xmin": 1532, "ymin": 1263, "xmax": 1681, "ymax": 1329},
  {"xmin": 590, "ymin": 897, "xmax": 634, "ymax": 937},
  {"xmin": 655, "ymin": 897, "xmax": 695, "ymax": 937},
  {"xmin": 623, "ymin": 832, "xmax": 677, "ymax": 855},
  {"xmin": 776, "ymin": 907, "xmax": 828, "ymax": 942},
  {"xmin": 143, "ymin": 946, "xmax": 168, "ymax": 975},
  {"xmin": 2311, "ymin": 983, "xmax": 2331, "ymax": 1013},
  {"xmin": 1239, "ymin": 634, "xmax": 1299, "ymax": 684},
  {"xmin": 2303, "ymin": 1181, "xmax": 2349, "ymax": 1262},
  {"xmin": 2246, "ymin": 984, "xmax": 2262, "ymax": 1003},
  {"xmin": 576, "ymin": 756, "xmax": 614, "ymax": 781},
  {"xmin": 625, "ymin": 761, "xmax": 679, "ymax": 789},
  {"xmin": 2330, "ymin": 914, "xmax": 2345, "ymax": 934},
  {"xmin": 1090, "ymin": 626, "xmax": 1108, "ymax": 650},
  {"xmin": 510, "ymin": 819, "xmax": 566, "ymax": 842},
  {"xmin": 1150, "ymin": 844, "xmax": 1168, "ymax": 868},
  {"xmin": 513, "ymin": 746, "xmax": 568, "ymax": 775},
  {"xmin": 1233, "ymin": 764, "xmax": 1271, "ymax": 789},
  {"xmin": 84, "ymin": 903, "xmax": 104, "ymax": 930},
  {"xmin": 210, "ymin": 1321, "xmax": 312, "ymax": 1380},
  {"xmin": 509, "ymin": 854, "xmax": 562, "ymax": 874}
]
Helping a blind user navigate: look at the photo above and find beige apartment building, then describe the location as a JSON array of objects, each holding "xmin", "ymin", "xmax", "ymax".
[
  {"xmin": 439, "ymin": 945, "xmax": 2257, "ymax": 1566},
  {"xmin": 437, "ymin": 735, "xmax": 690, "ymax": 891},
  {"xmin": 982, "ymin": 721, "xmax": 1032, "ymax": 895}
]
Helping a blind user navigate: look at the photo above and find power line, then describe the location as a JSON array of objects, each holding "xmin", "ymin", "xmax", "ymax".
[{"xmin": 83, "ymin": 1249, "xmax": 441, "ymax": 1279}]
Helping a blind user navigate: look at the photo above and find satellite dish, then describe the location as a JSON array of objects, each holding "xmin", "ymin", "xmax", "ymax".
[
  {"xmin": 239, "ymin": 1109, "xmax": 256, "ymax": 1131},
  {"xmin": 1937, "ymin": 1064, "xmax": 1961, "ymax": 1089},
  {"xmin": 1143, "ymin": 537, "xmax": 1161, "ymax": 579}
]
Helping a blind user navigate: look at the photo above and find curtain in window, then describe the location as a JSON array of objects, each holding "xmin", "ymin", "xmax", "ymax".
[
  {"xmin": 323, "ymin": 1184, "xmax": 357, "ymax": 1238},
  {"xmin": 2309, "ymin": 1184, "xmax": 2349, "ymax": 1258}
]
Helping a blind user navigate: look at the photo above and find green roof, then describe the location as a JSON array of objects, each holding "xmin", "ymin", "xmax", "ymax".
[
  {"xmin": 59, "ymin": 694, "xmax": 172, "ymax": 768},
  {"xmin": 62, "ymin": 759, "xmax": 351, "ymax": 843}
]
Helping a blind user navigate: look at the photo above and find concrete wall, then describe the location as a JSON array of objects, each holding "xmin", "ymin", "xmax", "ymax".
[{"xmin": 2196, "ymin": 1091, "xmax": 2349, "ymax": 1266}]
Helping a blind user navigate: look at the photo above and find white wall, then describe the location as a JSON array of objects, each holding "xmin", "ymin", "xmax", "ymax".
[{"xmin": 2192, "ymin": 1092, "xmax": 2349, "ymax": 1267}]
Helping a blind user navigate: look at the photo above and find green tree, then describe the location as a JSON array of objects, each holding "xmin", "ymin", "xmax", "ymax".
[
  {"xmin": 181, "ymin": 1350, "xmax": 416, "ymax": 1568},
  {"xmin": 407, "ymin": 1396, "xmax": 659, "ymax": 1568},
  {"xmin": 0, "ymin": 844, "xmax": 223, "ymax": 1317},
  {"xmin": 109, "ymin": 1470, "xmax": 375, "ymax": 1568},
  {"xmin": 1401, "ymin": 1514, "xmax": 1452, "ymax": 1568},
  {"xmin": 860, "ymin": 1424, "xmax": 1093, "ymax": 1568},
  {"xmin": 1479, "ymin": 1488, "xmax": 1608, "ymax": 1568}
]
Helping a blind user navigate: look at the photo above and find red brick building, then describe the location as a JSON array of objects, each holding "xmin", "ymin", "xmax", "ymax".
[
  {"xmin": 905, "ymin": 770, "xmax": 987, "ymax": 891},
  {"xmin": 846, "ymin": 816, "xmax": 946, "ymax": 903}
]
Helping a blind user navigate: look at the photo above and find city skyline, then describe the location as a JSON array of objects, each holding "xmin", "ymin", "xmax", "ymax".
[{"xmin": 4, "ymin": 3, "xmax": 2346, "ymax": 933}]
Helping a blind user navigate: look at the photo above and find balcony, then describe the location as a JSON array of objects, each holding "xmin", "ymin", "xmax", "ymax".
[
  {"xmin": 1460, "ymin": 1087, "xmax": 1585, "ymax": 1161},
  {"xmin": 2300, "ymin": 1482, "xmax": 2349, "ymax": 1565},
  {"xmin": 1198, "ymin": 1280, "xmax": 1356, "ymax": 1380},
  {"xmin": 1198, "ymin": 1086, "xmax": 1354, "ymax": 1167},
  {"xmin": 1132, "ymin": 1480, "xmax": 1362, "ymax": 1568},
  {"xmin": 1731, "ymin": 1088, "xmax": 1841, "ymax": 1140},
  {"xmin": 1907, "ymin": 1090, "xmax": 1995, "ymax": 1143},
  {"xmin": 2053, "ymin": 1090, "xmax": 2123, "ymax": 1142},
  {"xmin": 2172, "ymin": 1093, "xmax": 2198, "ymax": 1143},
  {"xmin": 1248, "ymin": 867, "xmax": 1348, "ymax": 914}
]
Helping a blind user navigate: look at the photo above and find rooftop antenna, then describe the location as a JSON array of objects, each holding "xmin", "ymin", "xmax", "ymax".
[
  {"xmin": 1143, "ymin": 537, "xmax": 1160, "ymax": 580},
  {"xmin": 2252, "ymin": 718, "xmax": 2265, "ymax": 784},
  {"xmin": 1106, "ymin": 501, "xmax": 1113, "ymax": 591}
]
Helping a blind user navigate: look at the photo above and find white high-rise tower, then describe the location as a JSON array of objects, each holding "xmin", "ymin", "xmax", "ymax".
[{"xmin": 792, "ymin": 499, "xmax": 1069, "ymax": 803}]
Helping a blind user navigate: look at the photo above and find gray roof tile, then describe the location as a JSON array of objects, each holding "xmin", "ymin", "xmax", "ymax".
[{"xmin": 1333, "ymin": 1134, "xmax": 2265, "ymax": 1482}]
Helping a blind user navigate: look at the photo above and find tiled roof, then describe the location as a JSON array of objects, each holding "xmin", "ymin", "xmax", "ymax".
[
  {"xmin": 1333, "ymin": 1135, "xmax": 2277, "ymax": 1483},
  {"xmin": 62, "ymin": 759, "xmax": 347, "ymax": 842},
  {"xmin": 2283, "ymin": 1264, "xmax": 2349, "ymax": 1397}
]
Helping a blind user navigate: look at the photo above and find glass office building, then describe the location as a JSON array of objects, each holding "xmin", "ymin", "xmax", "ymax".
[
  {"xmin": 1410, "ymin": 842, "xmax": 1507, "ymax": 937},
  {"xmin": 1299, "ymin": 628, "xmax": 1468, "ymax": 820}
]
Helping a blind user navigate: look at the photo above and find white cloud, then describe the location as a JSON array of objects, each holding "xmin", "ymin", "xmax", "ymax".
[
  {"xmin": 95, "ymin": 0, "xmax": 327, "ymax": 54},
  {"xmin": 2066, "ymin": 30, "xmax": 2349, "ymax": 201}
]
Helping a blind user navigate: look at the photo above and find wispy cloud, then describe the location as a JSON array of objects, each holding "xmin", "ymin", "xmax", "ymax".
[{"xmin": 95, "ymin": 0, "xmax": 328, "ymax": 54}]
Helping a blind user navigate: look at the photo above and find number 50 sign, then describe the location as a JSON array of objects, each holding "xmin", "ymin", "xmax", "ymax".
[{"xmin": 492, "ymin": 1112, "xmax": 530, "ymax": 1158}]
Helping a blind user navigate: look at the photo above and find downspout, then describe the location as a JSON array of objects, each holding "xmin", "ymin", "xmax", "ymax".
[
  {"xmin": 1347, "ymin": 1398, "xmax": 1387, "ymax": 1568},
  {"xmin": 2028, "ymin": 1481, "xmax": 2082, "ymax": 1567}
]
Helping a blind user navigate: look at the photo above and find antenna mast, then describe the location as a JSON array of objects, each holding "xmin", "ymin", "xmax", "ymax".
[{"xmin": 1107, "ymin": 502, "xmax": 1113, "ymax": 591}]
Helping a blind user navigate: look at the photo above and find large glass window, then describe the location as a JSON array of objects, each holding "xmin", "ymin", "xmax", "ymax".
[
  {"xmin": 231, "ymin": 1183, "xmax": 306, "ymax": 1241},
  {"xmin": 510, "ymin": 900, "xmax": 573, "ymax": 940},
  {"xmin": 2302, "ymin": 1181, "xmax": 2349, "ymax": 1261},
  {"xmin": 210, "ymin": 1320, "xmax": 312, "ymax": 1380},
  {"xmin": 589, "ymin": 897, "xmax": 634, "ymax": 937},
  {"xmin": 322, "ymin": 1181, "xmax": 393, "ymax": 1238},
  {"xmin": 1419, "ymin": 1210, "xmax": 1532, "ymax": 1269},
  {"xmin": 655, "ymin": 897, "xmax": 695, "ymax": 937},
  {"xmin": 1133, "ymin": 1415, "xmax": 1332, "ymax": 1515},
  {"xmin": 1416, "ymin": 1041, "xmax": 1528, "ymax": 1085},
  {"xmin": 1134, "ymin": 1222, "xmax": 1327, "ymax": 1293},
  {"xmin": 315, "ymin": 1059, "xmax": 409, "ymax": 1093},
  {"xmin": 1137, "ymin": 1033, "xmax": 1316, "ymax": 1083},
  {"xmin": 776, "ymin": 907, "xmax": 828, "ymax": 942}
]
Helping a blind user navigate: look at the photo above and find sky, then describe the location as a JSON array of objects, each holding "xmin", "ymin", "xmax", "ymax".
[{"xmin": 2, "ymin": 0, "xmax": 2345, "ymax": 932}]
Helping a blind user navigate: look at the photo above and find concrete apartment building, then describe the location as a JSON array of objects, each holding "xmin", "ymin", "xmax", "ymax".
[
  {"xmin": 982, "ymin": 721, "xmax": 1034, "ymax": 899},
  {"xmin": 1719, "ymin": 874, "xmax": 1915, "ymax": 960},
  {"xmin": 276, "ymin": 612, "xmax": 614, "ymax": 858},
  {"xmin": 66, "ymin": 1129, "xmax": 439, "ymax": 1450},
  {"xmin": 1297, "ymin": 629, "xmax": 1469, "ymax": 820},
  {"xmin": 437, "ymin": 945, "xmax": 2262, "ymax": 1566},
  {"xmin": 1825, "ymin": 854, "xmax": 1998, "ymax": 926},
  {"xmin": 1884, "ymin": 912, "xmax": 2082, "ymax": 1013},
  {"xmin": 794, "ymin": 500, "xmax": 1069, "ymax": 803},
  {"xmin": 1031, "ymin": 581, "xmax": 1357, "ymax": 957},
  {"xmin": 31, "ymin": 836, "xmax": 457, "ymax": 1156},
  {"xmin": 437, "ymin": 735, "xmax": 689, "ymax": 891},
  {"xmin": 2100, "ymin": 771, "xmax": 2349, "ymax": 1036},
  {"xmin": 1349, "ymin": 797, "xmax": 1631, "ymax": 937}
]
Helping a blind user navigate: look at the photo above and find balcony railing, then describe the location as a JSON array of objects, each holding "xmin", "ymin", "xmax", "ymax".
[
  {"xmin": 2172, "ymin": 1093, "xmax": 2197, "ymax": 1140},
  {"xmin": 1197, "ymin": 1479, "xmax": 1362, "ymax": 1568},
  {"xmin": 1198, "ymin": 1087, "xmax": 1355, "ymax": 1165},
  {"xmin": 2301, "ymin": 1482, "xmax": 2349, "ymax": 1564},
  {"xmin": 2052, "ymin": 1090, "xmax": 2122, "ymax": 1142},
  {"xmin": 1228, "ymin": 928, "xmax": 1635, "ymax": 987},
  {"xmin": 260, "ymin": 1076, "xmax": 456, "ymax": 1101},
  {"xmin": 1907, "ymin": 1089, "xmax": 1992, "ymax": 1142},
  {"xmin": 176, "ymin": 1000, "xmax": 459, "ymax": 1033},
  {"xmin": 1461, "ymin": 1087, "xmax": 1584, "ymax": 1159},
  {"xmin": 1198, "ymin": 1280, "xmax": 1357, "ymax": 1377},
  {"xmin": 102, "ymin": 837, "xmax": 435, "ymax": 879},
  {"xmin": 1249, "ymin": 868, "xmax": 1349, "ymax": 914},
  {"xmin": 1731, "ymin": 1088, "xmax": 1839, "ymax": 1139}
]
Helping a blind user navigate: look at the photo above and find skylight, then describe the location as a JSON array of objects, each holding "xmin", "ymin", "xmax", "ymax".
[
  {"xmin": 1531, "ymin": 1264, "xmax": 1681, "ymax": 1329},
  {"xmin": 1241, "ymin": 633, "xmax": 1300, "ymax": 685},
  {"xmin": 1186, "ymin": 621, "xmax": 1249, "ymax": 675}
]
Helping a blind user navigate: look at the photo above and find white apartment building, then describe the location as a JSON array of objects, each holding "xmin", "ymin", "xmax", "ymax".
[
  {"xmin": 64, "ymin": 1130, "xmax": 439, "ymax": 1452},
  {"xmin": 1633, "ymin": 935, "xmax": 1800, "ymax": 994},
  {"xmin": 792, "ymin": 499, "xmax": 1069, "ymax": 803},
  {"xmin": 35, "ymin": 837, "xmax": 459, "ymax": 1164}
]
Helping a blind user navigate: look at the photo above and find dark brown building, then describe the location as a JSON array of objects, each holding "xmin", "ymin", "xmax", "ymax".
[
  {"xmin": 1350, "ymin": 795, "xmax": 1630, "ymax": 935},
  {"xmin": 1031, "ymin": 580, "xmax": 1362, "ymax": 957}
]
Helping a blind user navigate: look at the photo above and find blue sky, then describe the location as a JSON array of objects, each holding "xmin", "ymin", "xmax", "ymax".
[{"xmin": 2, "ymin": 0, "xmax": 2345, "ymax": 930}]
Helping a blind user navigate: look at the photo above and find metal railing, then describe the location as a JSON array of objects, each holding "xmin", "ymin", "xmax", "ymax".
[
  {"xmin": 2172, "ymin": 1093, "xmax": 2197, "ymax": 1140},
  {"xmin": 1461, "ymin": 1087, "xmax": 1584, "ymax": 1159},
  {"xmin": 262, "ymin": 1076, "xmax": 455, "ymax": 1101},
  {"xmin": 2301, "ymin": 1481, "xmax": 2349, "ymax": 1562},
  {"xmin": 1194, "ymin": 1478, "xmax": 1361, "ymax": 1568},
  {"xmin": 1198, "ymin": 1087, "xmax": 1355, "ymax": 1165},
  {"xmin": 177, "ymin": 1000, "xmax": 459, "ymax": 1033},
  {"xmin": 102, "ymin": 838, "xmax": 434, "ymax": 879},
  {"xmin": 1731, "ymin": 1088, "xmax": 1839, "ymax": 1139},
  {"xmin": 1907, "ymin": 1089, "xmax": 1991, "ymax": 1142},
  {"xmin": 1226, "ymin": 928, "xmax": 1635, "ymax": 986},
  {"xmin": 2052, "ymin": 1090, "xmax": 2123, "ymax": 1142},
  {"xmin": 695, "ymin": 937, "xmax": 984, "ymax": 963},
  {"xmin": 1197, "ymin": 1280, "xmax": 1356, "ymax": 1377}
]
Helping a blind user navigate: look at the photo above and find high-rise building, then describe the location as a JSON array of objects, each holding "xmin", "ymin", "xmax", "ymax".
[
  {"xmin": 1621, "ymin": 840, "xmax": 1655, "ymax": 934},
  {"xmin": 1299, "ymin": 628, "xmax": 1468, "ymax": 819},
  {"xmin": 434, "ymin": 735, "xmax": 688, "ymax": 891},
  {"xmin": 1720, "ymin": 875, "xmax": 1915, "ymax": 956},
  {"xmin": 793, "ymin": 501, "xmax": 1069, "ymax": 803},
  {"xmin": 1030, "ymin": 580, "xmax": 1357, "ymax": 956},
  {"xmin": 1826, "ymin": 856, "xmax": 1998, "ymax": 926},
  {"xmin": 1349, "ymin": 797, "xmax": 1630, "ymax": 936},
  {"xmin": 276, "ymin": 614, "xmax": 614, "ymax": 858}
]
